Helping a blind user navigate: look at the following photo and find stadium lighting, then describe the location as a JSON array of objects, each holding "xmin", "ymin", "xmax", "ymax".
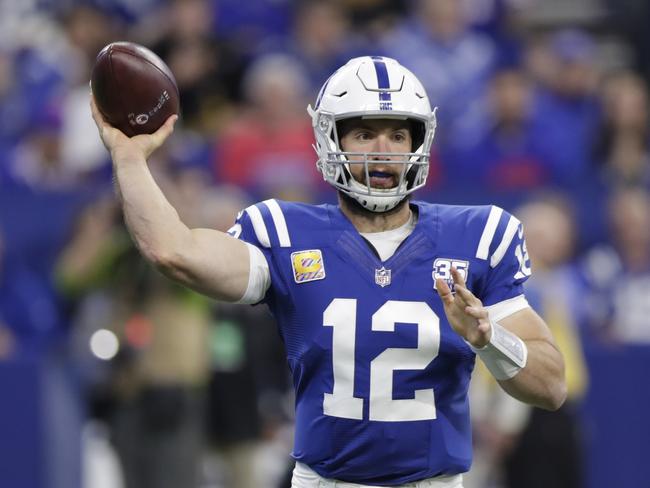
[{"xmin": 89, "ymin": 329, "xmax": 119, "ymax": 361}]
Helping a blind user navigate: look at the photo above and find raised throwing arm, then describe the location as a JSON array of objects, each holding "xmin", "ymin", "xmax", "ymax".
[{"xmin": 90, "ymin": 96, "xmax": 252, "ymax": 302}]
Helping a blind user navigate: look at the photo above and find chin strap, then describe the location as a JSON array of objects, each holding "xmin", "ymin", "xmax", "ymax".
[
  {"xmin": 353, "ymin": 194, "xmax": 403, "ymax": 213},
  {"xmin": 347, "ymin": 175, "xmax": 408, "ymax": 213}
]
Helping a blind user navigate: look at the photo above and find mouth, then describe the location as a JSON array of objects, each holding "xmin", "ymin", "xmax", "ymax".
[{"xmin": 367, "ymin": 170, "xmax": 398, "ymax": 189}]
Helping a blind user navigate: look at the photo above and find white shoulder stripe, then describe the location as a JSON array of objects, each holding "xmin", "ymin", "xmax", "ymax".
[
  {"xmin": 263, "ymin": 199, "xmax": 291, "ymax": 247},
  {"xmin": 490, "ymin": 215, "xmax": 520, "ymax": 268},
  {"xmin": 476, "ymin": 206, "xmax": 503, "ymax": 260},
  {"xmin": 245, "ymin": 205, "xmax": 270, "ymax": 248}
]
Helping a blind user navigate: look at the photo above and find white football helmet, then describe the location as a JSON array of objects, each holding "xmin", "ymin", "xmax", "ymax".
[{"xmin": 308, "ymin": 56, "xmax": 437, "ymax": 212}]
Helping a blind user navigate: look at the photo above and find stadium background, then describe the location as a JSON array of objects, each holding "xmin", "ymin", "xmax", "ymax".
[{"xmin": 0, "ymin": 0, "xmax": 649, "ymax": 487}]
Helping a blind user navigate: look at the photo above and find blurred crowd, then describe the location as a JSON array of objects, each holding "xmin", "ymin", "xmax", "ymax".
[{"xmin": 1, "ymin": 1, "xmax": 650, "ymax": 488}]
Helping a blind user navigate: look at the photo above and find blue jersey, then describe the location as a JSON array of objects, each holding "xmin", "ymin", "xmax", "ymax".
[{"xmin": 233, "ymin": 199, "xmax": 530, "ymax": 485}]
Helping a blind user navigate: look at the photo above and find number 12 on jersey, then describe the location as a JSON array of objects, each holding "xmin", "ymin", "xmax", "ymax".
[{"xmin": 323, "ymin": 299, "xmax": 441, "ymax": 422}]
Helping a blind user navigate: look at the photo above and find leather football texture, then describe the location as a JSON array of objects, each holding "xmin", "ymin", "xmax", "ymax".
[{"xmin": 91, "ymin": 41, "xmax": 180, "ymax": 136}]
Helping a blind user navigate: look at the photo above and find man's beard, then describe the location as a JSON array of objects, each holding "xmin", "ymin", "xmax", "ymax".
[{"xmin": 338, "ymin": 190, "xmax": 410, "ymax": 217}]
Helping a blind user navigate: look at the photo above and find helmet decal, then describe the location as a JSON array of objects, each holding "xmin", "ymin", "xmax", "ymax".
[{"xmin": 371, "ymin": 56, "xmax": 392, "ymax": 110}]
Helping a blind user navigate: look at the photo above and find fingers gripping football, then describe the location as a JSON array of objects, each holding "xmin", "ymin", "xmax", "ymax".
[
  {"xmin": 436, "ymin": 267, "xmax": 492, "ymax": 348},
  {"xmin": 90, "ymin": 95, "xmax": 177, "ymax": 160},
  {"xmin": 90, "ymin": 95, "xmax": 123, "ymax": 148}
]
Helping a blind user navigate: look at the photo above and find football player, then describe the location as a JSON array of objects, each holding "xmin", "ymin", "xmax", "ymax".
[{"xmin": 91, "ymin": 56, "xmax": 566, "ymax": 488}]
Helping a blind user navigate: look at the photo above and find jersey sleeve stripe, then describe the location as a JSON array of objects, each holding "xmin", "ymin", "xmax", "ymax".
[
  {"xmin": 245, "ymin": 204, "xmax": 271, "ymax": 248},
  {"xmin": 236, "ymin": 242, "xmax": 271, "ymax": 304},
  {"xmin": 486, "ymin": 295, "xmax": 529, "ymax": 321},
  {"xmin": 476, "ymin": 206, "xmax": 503, "ymax": 260},
  {"xmin": 489, "ymin": 215, "xmax": 520, "ymax": 268},
  {"xmin": 263, "ymin": 199, "xmax": 292, "ymax": 248}
]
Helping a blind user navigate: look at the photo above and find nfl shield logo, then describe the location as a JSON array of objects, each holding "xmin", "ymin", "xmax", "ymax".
[{"xmin": 375, "ymin": 267, "xmax": 391, "ymax": 287}]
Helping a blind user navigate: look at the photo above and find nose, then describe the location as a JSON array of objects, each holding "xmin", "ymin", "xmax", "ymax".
[{"xmin": 370, "ymin": 134, "xmax": 391, "ymax": 158}]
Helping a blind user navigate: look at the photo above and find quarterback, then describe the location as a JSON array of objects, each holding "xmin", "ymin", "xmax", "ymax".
[{"xmin": 92, "ymin": 56, "xmax": 566, "ymax": 487}]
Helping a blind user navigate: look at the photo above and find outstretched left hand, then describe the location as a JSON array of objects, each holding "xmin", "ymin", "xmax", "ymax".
[{"xmin": 436, "ymin": 267, "xmax": 492, "ymax": 348}]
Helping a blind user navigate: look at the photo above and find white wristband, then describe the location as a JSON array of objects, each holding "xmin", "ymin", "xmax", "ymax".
[{"xmin": 471, "ymin": 321, "xmax": 528, "ymax": 380}]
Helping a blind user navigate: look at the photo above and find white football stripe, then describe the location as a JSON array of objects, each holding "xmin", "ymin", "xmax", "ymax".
[
  {"xmin": 490, "ymin": 215, "xmax": 520, "ymax": 268},
  {"xmin": 476, "ymin": 206, "xmax": 503, "ymax": 260},
  {"xmin": 245, "ymin": 205, "xmax": 270, "ymax": 248},
  {"xmin": 263, "ymin": 199, "xmax": 291, "ymax": 247}
]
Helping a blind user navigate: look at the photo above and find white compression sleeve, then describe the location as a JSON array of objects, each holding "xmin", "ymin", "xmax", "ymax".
[{"xmin": 236, "ymin": 242, "xmax": 271, "ymax": 304}]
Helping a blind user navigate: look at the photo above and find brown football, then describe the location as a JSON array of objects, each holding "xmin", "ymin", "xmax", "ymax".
[{"xmin": 91, "ymin": 41, "xmax": 180, "ymax": 136}]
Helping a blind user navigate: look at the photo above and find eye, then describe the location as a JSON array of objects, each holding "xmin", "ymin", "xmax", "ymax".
[
  {"xmin": 355, "ymin": 131, "xmax": 372, "ymax": 141},
  {"xmin": 393, "ymin": 131, "xmax": 408, "ymax": 143}
]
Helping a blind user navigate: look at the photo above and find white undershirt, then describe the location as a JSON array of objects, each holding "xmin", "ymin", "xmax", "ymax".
[{"xmin": 359, "ymin": 212, "xmax": 416, "ymax": 262}]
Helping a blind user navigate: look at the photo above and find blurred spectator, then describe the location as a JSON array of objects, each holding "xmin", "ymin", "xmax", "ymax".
[
  {"xmin": 527, "ymin": 29, "xmax": 602, "ymax": 187},
  {"xmin": 272, "ymin": 0, "xmax": 366, "ymax": 92},
  {"xmin": 380, "ymin": 0, "xmax": 499, "ymax": 143},
  {"xmin": 604, "ymin": 0, "xmax": 650, "ymax": 84},
  {"xmin": 566, "ymin": 69, "xmax": 650, "ymax": 247},
  {"xmin": 211, "ymin": 0, "xmax": 292, "ymax": 51},
  {"xmin": 504, "ymin": 194, "xmax": 588, "ymax": 488},
  {"xmin": 0, "ymin": 46, "xmax": 66, "ymax": 158},
  {"xmin": 463, "ymin": 0, "xmax": 530, "ymax": 35},
  {"xmin": 62, "ymin": 4, "xmax": 120, "ymax": 81},
  {"xmin": 214, "ymin": 54, "xmax": 323, "ymax": 202},
  {"xmin": 6, "ymin": 107, "xmax": 75, "ymax": 190},
  {"xmin": 593, "ymin": 70, "xmax": 650, "ymax": 187},
  {"xmin": 461, "ymin": 0, "xmax": 536, "ymax": 67},
  {"xmin": 59, "ymin": 5, "xmax": 119, "ymax": 175},
  {"xmin": 147, "ymin": 0, "xmax": 246, "ymax": 132},
  {"xmin": 581, "ymin": 186, "xmax": 650, "ymax": 344},
  {"xmin": 93, "ymin": 0, "xmax": 166, "ymax": 24},
  {"xmin": 340, "ymin": 0, "xmax": 408, "ymax": 42},
  {"xmin": 443, "ymin": 67, "xmax": 552, "ymax": 205}
]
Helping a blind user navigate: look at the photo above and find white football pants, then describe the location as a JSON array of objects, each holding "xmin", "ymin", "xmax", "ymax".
[{"xmin": 291, "ymin": 462, "xmax": 464, "ymax": 488}]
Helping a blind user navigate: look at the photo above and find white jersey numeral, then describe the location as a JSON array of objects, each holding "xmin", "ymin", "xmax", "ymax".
[
  {"xmin": 323, "ymin": 299, "xmax": 440, "ymax": 422},
  {"xmin": 323, "ymin": 299, "xmax": 364, "ymax": 420},
  {"xmin": 514, "ymin": 228, "xmax": 532, "ymax": 279}
]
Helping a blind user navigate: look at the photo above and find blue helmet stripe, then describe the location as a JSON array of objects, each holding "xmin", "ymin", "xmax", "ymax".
[
  {"xmin": 371, "ymin": 56, "xmax": 392, "ymax": 109},
  {"xmin": 371, "ymin": 56, "xmax": 390, "ymax": 89}
]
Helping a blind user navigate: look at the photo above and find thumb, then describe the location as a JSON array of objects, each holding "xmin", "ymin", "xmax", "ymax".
[{"xmin": 149, "ymin": 114, "xmax": 178, "ymax": 149}]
